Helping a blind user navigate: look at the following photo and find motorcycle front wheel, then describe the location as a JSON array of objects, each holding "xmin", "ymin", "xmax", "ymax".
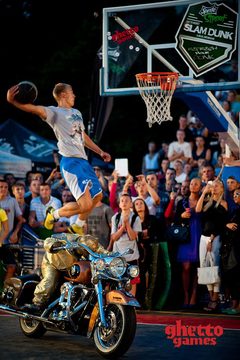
[
  {"xmin": 93, "ymin": 303, "xmax": 136, "ymax": 359},
  {"xmin": 19, "ymin": 318, "xmax": 46, "ymax": 338}
]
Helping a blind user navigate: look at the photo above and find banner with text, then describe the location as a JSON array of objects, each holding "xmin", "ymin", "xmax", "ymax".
[{"xmin": 175, "ymin": 1, "xmax": 238, "ymax": 76}]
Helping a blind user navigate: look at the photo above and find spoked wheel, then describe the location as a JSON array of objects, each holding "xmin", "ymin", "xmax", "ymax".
[
  {"xmin": 19, "ymin": 317, "xmax": 46, "ymax": 338},
  {"xmin": 93, "ymin": 304, "xmax": 136, "ymax": 359}
]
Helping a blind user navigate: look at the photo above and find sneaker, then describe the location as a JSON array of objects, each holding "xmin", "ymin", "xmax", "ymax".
[
  {"xmin": 44, "ymin": 206, "xmax": 56, "ymax": 230},
  {"xmin": 221, "ymin": 307, "xmax": 233, "ymax": 314},
  {"xmin": 203, "ymin": 300, "xmax": 218, "ymax": 312},
  {"xmin": 224, "ymin": 308, "xmax": 240, "ymax": 315},
  {"xmin": 67, "ymin": 223, "xmax": 84, "ymax": 235}
]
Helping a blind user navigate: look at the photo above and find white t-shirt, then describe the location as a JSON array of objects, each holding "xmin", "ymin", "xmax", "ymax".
[
  {"xmin": 175, "ymin": 172, "xmax": 188, "ymax": 184},
  {"xmin": 168, "ymin": 141, "xmax": 192, "ymax": 167},
  {"xmin": 111, "ymin": 212, "xmax": 142, "ymax": 262},
  {"xmin": 30, "ymin": 196, "xmax": 62, "ymax": 222},
  {"xmin": 44, "ymin": 106, "xmax": 87, "ymax": 159}
]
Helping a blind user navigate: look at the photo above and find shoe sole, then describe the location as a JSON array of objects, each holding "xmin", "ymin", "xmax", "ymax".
[
  {"xmin": 68, "ymin": 225, "xmax": 84, "ymax": 235},
  {"xmin": 68, "ymin": 226, "xmax": 75, "ymax": 234}
]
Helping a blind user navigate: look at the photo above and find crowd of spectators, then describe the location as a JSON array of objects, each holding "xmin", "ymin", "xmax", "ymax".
[{"xmin": 0, "ymin": 86, "xmax": 240, "ymax": 314}]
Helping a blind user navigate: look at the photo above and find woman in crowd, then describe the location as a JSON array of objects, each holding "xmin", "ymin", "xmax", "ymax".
[
  {"xmin": 132, "ymin": 197, "xmax": 159, "ymax": 308},
  {"xmin": 190, "ymin": 136, "xmax": 211, "ymax": 169},
  {"xmin": 221, "ymin": 188, "xmax": 240, "ymax": 314},
  {"xmin": 196, "ymin": 179, "xmax": 228, "ymax": 312},
  {"xmin": 174, "ymin": 178, "xmax": 202, "ymax": 308}
]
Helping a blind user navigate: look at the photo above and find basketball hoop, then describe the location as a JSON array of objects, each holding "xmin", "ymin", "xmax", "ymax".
[{"xmin": 135, "ymin": 72, "xmax": 179, "ymax": 127}]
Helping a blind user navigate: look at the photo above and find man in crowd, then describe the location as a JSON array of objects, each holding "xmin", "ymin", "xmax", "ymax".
[
  {"xmin": 0, "ymin": 179, "xmax": 25, "ymax": 278},
  {"xmin": 29, "ymin": 183, "xmax": 62, "ymax": 239}
]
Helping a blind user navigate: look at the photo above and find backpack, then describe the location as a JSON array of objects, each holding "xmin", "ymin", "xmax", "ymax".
[{"xmin": 115, "ymin": 212, "xmax": 138, "ymax": 229}]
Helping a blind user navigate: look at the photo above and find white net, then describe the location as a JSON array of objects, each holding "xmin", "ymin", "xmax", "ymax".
[{"xmin": 136, "ymin": 72, "xmax": 179, "ymax": 127}]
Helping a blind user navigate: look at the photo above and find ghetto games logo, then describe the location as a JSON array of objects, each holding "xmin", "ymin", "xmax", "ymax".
[{"xmin": 165, "ymin": 320, "xmax": 224, "ymax": 348}]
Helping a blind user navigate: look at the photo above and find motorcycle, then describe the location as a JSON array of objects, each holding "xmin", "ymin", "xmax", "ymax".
[{"xmin": 0, "ymin": 235, "xmax": 140, "ymax": 359}]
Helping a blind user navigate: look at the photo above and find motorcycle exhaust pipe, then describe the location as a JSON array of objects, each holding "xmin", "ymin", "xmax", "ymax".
[{"xmin": 0, "ymin": 304, "xmax": 55, "ymax": 326}]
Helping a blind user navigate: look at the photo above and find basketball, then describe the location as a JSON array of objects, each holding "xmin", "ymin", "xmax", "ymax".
[{"xmin": 14, "ymin": 81, "xmax": 38, "ymax": 104}]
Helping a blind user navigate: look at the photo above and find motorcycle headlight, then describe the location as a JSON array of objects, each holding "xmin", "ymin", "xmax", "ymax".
[
  {"xmin": 128, "ymin": 265, "xmax": 139, "ymax": 278},
  {"xmin": 109, "ymin": 257, "xmax": 127, "ymax": 277},
  {"xmin": 95, "ymin": 258, "xmax": 105, "ymax": 271}
]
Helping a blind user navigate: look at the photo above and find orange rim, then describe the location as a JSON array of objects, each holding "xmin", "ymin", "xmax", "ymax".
[{"xmin": 135, "ymin": 72, "xmax": 179, "ymax": 81}]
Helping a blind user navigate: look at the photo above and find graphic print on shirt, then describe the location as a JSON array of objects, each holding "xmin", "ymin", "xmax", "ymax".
[{"xmin": 69, "ymin": 113, "xmax": 84, "ymax": 147}]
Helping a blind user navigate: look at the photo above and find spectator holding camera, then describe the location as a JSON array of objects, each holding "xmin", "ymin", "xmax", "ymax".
[
  {"xmin": 45, "ymin": 166, "xmax": 65, "ymax": 200},
  {"xmin": 196, "ymin": 179, "xmax": 228, "ymax": 312},
  {"xmin": 133, "ymin": 174, "xmax": 160, "ymax": 216},
  {"xmin": 221, "ymin": 188, "xmax": 240, "ymax": 314},
  {"xmin": 174, "ymin": 178, "xmax": 202, "ymax": 308},
  {"xmin": 132, "ymin": 197, "xmax": 160, "ymax": 308},
  {"xmin": 108, "ymin": 171, "xmax": 137, "ymax": 214}
]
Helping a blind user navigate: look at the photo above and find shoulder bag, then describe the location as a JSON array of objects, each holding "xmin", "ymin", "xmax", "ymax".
[
  {"xmin": 165, "ymin": 223, "xmax": 190, "ymax": 244},
  {"xmin": 197, "ymin": 252, "xmax": 220, "ymax": 285}
]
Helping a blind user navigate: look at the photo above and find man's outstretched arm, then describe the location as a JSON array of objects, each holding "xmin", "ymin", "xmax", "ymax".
[{"xmin": 7, "ymin": 84, "xmax": 47, "ymax": 120}]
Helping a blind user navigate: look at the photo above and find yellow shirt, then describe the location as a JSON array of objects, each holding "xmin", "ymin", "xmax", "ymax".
[{"xmin": 0, "ymin": 208, "xmax": 8, "ymax": 232}]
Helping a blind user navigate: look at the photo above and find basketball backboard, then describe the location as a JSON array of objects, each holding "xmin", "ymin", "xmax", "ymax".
[{"xmin": 101, "ymin": 0, "xmax": 239, "ymax": 96}]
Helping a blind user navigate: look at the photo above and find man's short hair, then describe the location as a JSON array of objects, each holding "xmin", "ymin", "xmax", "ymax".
[
  {"xmin": 145, "ymin": 170, "xmax": 157, "ymax": 176},
  {"xmin": 40, "ymin": 182, "xmax": 51, "ymax": 188},
  {"xmin": 120, "ymin": 192, "xmax": 132, "ymax": 200},
  {"xmin": 12, "ymin": 182, "xmax": 25, "ymax": 190}
]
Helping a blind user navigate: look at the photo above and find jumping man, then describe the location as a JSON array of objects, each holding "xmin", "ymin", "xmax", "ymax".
[{"xmin": 7, "ymin": 83, "xmax": 111, "ymax": 235}]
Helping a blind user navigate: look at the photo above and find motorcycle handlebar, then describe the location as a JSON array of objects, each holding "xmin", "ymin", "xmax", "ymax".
[
  {"xmin": 53, "ymin": 241, "xmax": 134, "ymax": 258},
  {"xmin": 53, "ymin": 241, "xmax": 100, "ymax": 258}
]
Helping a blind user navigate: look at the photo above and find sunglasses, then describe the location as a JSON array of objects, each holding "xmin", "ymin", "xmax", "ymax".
[{"xmin": 233, "ymin": 192, "xmax": 240, "ymax": 196}]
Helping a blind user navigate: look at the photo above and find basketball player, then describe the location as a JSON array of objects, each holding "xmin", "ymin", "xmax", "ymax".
[{"xmin": 7, "ymin": 83, "xmax": 111, "ymax": 235}]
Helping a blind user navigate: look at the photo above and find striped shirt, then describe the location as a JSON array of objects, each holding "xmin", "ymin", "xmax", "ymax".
[{"xmin": 30, "ymin": 196, "xmax": 62, "ymax": 222}]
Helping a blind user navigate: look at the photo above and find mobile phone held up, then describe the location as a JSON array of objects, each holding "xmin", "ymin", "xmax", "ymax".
[{"xmin": 115, "ymin": 158, "xmax": 128, "ymax": 177}]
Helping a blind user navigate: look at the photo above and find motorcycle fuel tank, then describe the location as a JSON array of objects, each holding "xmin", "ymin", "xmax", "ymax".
[{"xmin": 64, "ymin": 260, "xmax": 91, "ymax": 284}]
